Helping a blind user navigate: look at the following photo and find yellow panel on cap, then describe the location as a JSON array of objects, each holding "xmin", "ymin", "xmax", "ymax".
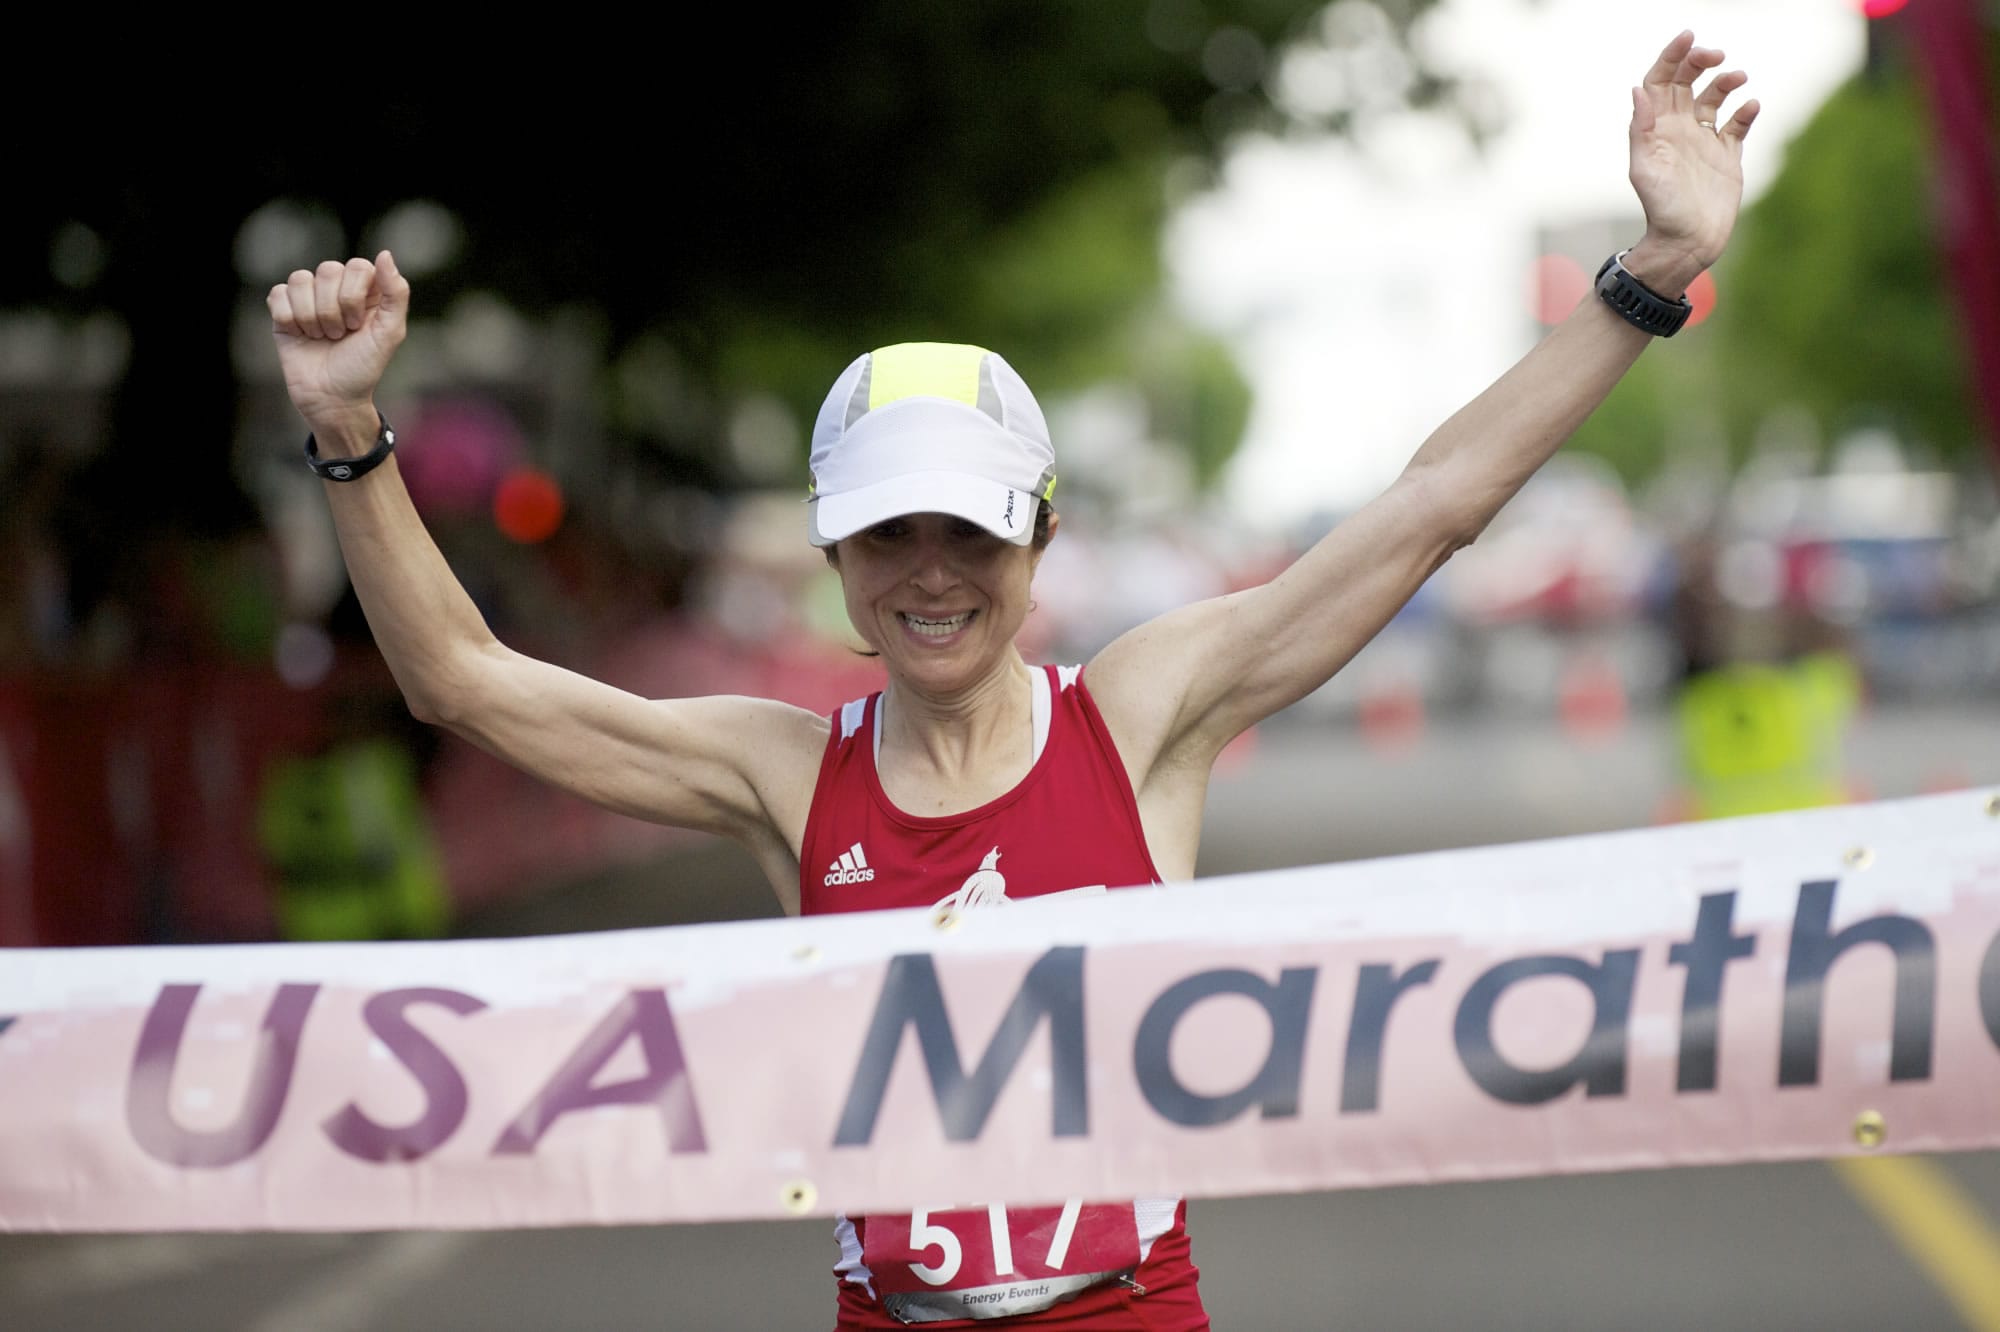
[{"xmin": 868, "ymin": 342, "xmax": 989, "ymax": 410}]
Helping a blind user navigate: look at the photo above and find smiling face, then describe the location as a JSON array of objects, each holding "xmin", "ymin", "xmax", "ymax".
[{"xmin": 832, "ymin": 511, "xmax": 1051, "ymax": 693}]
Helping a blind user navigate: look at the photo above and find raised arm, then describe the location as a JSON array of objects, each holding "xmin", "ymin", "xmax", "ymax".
[
  {"xmin": 1091, "ymin": 32, "xmax": 1759, "ymax": 810},
  {"xmin": 268, "ymin": 254, "xmax": 823, "ymax": 911}
]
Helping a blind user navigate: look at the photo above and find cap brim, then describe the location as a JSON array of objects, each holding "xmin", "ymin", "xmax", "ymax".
[{"xmin": 809, "ymin": 469, "xmax": 1036, "ymax": 547}]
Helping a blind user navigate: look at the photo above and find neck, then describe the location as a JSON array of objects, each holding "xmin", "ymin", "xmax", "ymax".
[{"xmin": 882, "ymin": 653, "xmax": 1033, "ymax": 772}]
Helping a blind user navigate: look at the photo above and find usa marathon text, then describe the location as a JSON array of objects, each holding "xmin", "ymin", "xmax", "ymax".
[{"xmin": 93, "ymin": 877, "xmax": 1989, "ymax": 1168}]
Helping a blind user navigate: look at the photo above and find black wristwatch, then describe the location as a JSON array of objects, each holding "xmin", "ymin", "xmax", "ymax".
[
  {"xmin": 305, "ymin": 414, "xmax": 397, "ymax": 481},
  {"xmin": 1594, "ymin": 251, "xmax": 1692, "ymax": 338}
]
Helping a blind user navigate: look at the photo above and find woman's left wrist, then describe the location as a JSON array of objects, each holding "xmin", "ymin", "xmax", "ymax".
[{"xmin": 1622, "ymin": 238, "xmax": 1707, "ymax": 299}]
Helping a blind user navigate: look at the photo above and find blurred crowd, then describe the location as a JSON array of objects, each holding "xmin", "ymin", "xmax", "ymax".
[
  {"xmin": 3, "ymin": 381, "xmax": 1995, "ymax": 948},
  {"xmin": 1302, "ymin": 434, "xmax": 2000, "ymax": 720}
]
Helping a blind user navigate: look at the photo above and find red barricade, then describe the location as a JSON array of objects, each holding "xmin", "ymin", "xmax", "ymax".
[
  {"xmin": 0, "ymin": 680, "xmax": 41, "ymax": 946},
  {"xmin": 0, "ymin": 667, "xmax": 324, "ymax": 945}
]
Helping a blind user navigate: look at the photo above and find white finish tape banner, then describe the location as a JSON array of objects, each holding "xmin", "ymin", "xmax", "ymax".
[{"xmin": 3, "ymin": 790, "xmax": 1998, "ymax": 1233}]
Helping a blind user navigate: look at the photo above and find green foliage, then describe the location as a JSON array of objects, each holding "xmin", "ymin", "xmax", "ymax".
[
  {"xmin": 1134, "ymin": 325, "xmax": 1254, "ymax": 492},
  {"xmin": 962, "ymin": 161, "xmax": 1171, "ymax": 383},
  {"xmin": 1713, "ymin": 51, "xmax": 1979, "ymax": 456}
]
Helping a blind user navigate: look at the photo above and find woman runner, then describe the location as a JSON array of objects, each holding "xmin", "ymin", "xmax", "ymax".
[{"xmin": 268, "ymin": 31, "xmax": 1757, "ymax": 1328}]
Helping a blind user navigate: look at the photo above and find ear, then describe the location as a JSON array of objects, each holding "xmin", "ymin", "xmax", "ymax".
[{"xmin": 1029, "ymin": 509, "xmax": 1059, "ymax": 575}]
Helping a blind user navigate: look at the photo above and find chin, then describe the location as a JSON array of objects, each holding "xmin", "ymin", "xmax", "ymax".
[{"xmin": 888, "ymin": 639, "xmax": 994, "ymax": 688}]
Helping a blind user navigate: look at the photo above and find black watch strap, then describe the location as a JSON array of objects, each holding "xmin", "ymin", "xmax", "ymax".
[
  {"xmin": 305, "ymin": 415, "xmax": 397, "ymax": 481},
  {"xmin": 1594, "ymin": 250, "xmax": 1692, "ymax": 338}
]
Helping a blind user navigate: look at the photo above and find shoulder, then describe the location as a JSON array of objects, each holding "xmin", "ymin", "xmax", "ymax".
[
  {"xmin": 698, "ymin": 694, "xmax": 834, "ymax": 766},
  {"xmin": 673, "ymin": 694, "xmax": 833, "ymax": 853},
  {"xmin": 643, "ymin": 692, "xmax": 830, "ymax": 745},
  {"xmin": 1080, "ymin": 592, "xmax": 1252, "ymax": 791},
  {"xmin": 648, "ymin": 693, "xmax": 833, "ymax": 805},
  {"xmin": 1082, "ymin": 604, "xmax": 1212, "ymax": 737}
]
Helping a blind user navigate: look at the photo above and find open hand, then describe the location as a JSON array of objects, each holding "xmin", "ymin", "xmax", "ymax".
[
  {"xmin": 267, "ymin": 251, "xmax": 410, "ymax": 436},
  {"xmin": 1625, "ymin": 31, "xmax": 1760, "ymax": 292}
]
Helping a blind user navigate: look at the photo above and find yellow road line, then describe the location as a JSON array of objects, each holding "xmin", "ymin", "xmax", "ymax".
[{"xmin": 1832, "ymin": 1155, "xmax": 2000, "ymax": 1332}]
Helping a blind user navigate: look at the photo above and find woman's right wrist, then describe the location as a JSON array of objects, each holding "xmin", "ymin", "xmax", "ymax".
[{"xmin": 304, "ymin": 405, "xmax": 383, "ymax": 458}]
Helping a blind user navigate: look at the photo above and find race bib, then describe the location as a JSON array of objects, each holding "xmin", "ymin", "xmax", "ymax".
[{"xmin": 863, "ymin": 1201, "xmax": 1139, "ymax": 1323}]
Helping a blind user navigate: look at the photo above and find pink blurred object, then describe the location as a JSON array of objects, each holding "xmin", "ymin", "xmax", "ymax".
[
  {"xmin": 1906, "ymin": 0, "xmax": 2000, "ymax": 480},
  {"xmin": 395, "ymin": 398, "xmax": 527, "ymax": 515}
]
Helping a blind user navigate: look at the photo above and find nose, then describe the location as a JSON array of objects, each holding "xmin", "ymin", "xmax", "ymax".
[{"xmin": 909, "ymin": 536, "xmax": 960, "ymax": 597}]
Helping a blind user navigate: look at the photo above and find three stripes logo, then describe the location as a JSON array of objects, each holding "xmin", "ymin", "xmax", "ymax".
[{"xmin": 824, "ymin": 842, "xmax": 876, "ymax": 887}]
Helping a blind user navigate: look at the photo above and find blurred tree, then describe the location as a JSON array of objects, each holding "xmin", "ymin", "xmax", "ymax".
[
  {"xmin": 1569, "ymin": 18, "xmax": 1997, "ymax": 484},
  {"xmin": 5, "ymin": 1, "xmax": 1458, "ymax": 540},
  {"xmin": 1714, "ymin": 24, "xmax": 1992, "ymax": 460}
]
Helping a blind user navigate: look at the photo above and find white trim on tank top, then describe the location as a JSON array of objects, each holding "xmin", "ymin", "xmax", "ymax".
[
  {"xmin": 832, "ymin": 1213, "xmax": 875, "ymax": 1296},
  {"xmin": 839, "ymin": 696, "xmax": 868, "ymax": 742}
]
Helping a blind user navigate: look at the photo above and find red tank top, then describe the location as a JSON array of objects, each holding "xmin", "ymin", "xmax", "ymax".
[{"xmin": 801, "ymin": 664, "xmax": 1206, "ymax": 1330}]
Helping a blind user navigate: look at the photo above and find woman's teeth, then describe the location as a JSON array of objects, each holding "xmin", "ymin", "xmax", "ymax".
[{"xmin": 902, "ymin": 611, "xmax": 973, "ymax": 638}]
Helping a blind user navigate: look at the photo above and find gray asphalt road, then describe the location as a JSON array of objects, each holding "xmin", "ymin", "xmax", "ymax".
[{"xmin": 5, "ymin": 703, "xmax": 1996, "ymax": 1330}]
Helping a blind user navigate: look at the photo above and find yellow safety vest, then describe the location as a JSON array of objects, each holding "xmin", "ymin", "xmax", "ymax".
[
  {"xmin": 257, "ymin": 739, "xmax": 449, "ymax": 941},
  {"xmin": 1677, "ymin": 652, "xmax": 1859, "ymax": 819}
]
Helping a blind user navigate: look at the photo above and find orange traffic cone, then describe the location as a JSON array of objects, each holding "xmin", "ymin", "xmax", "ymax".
[
  {"xmin": 1558, "ymin": 651, "xmax": 1627, "ymax": 744},
  {"xmin": 1358, "ymin": 675, "xmax": 1425, "ymax": 754}
]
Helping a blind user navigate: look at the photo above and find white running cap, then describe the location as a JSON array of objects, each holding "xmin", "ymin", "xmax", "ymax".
[{"xmin": 806, "ymin": 342, "xmax": 1056, "ymax": 548}]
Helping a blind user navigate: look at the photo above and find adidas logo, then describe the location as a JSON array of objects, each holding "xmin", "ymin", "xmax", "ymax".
[{"xmin": 823, "ymin": 842, "xmax": 876, "ymax": 887}]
